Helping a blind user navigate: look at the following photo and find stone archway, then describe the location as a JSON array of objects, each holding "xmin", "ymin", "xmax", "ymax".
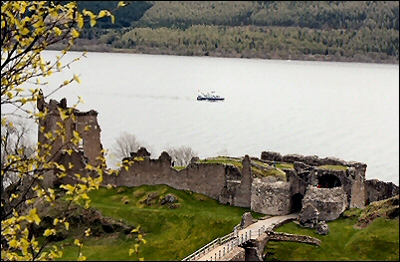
[
  {"xmin": 291, "ymin": 193, "xmax": 304, "ymax": 213},
  {"xmin": 317, "ymin": 174, "xmax": 341, "ymax": 188}
]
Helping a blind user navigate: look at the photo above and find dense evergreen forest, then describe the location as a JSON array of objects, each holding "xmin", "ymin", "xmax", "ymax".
[{"xmin": 62, "ymin": 1, "xmax": 399, "ymax": 64}]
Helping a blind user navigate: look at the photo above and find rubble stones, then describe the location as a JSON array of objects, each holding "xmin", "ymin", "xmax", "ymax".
[
  {"xmin": 239, "ymin": 212, "xmax": 254, "ymax": 229},
  {"xmin": 161, "ymin": 194, "xmax": 176, "ymax": 205},
  {"xmin": 299, "ymin": 203, "xmax": 320, "ymax": 228},
  {"xmin": 261, "ymin": 151, "xmax": 283, "ymax": 161},
  {"xmin": 315, "ymin": 221, "xmax": 329, "ymax": 235},
  {"xmin": 302, "ymin": 186, "xmax": 348, "ymax": 221}
]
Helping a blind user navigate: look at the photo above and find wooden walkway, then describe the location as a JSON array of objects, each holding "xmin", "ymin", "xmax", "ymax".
[{"xmin": 182, "ymin": 213, "xmax": 298, "ymax": 261}]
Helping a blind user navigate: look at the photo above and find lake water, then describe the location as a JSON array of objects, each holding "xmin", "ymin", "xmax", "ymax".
[{"xmin": 33, "ymin": 50, "xmax": 399, "ymax": 185}]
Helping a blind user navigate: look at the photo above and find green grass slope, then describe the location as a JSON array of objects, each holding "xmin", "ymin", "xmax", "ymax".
[
  {"xmin": 266, "ymin": 195, "xmax": 399, "ymax": 261},
  {"xmin": 54, "ymin": 185, "xmax": 399, "ymax": 261},
  {"xmin": 57, "ymin": 184, "xmax": 263, "ymax": 261}
]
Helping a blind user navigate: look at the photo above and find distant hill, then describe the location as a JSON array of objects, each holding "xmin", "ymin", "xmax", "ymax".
[
  {"xmin": 63, "ymin": 1, "xmax": 399, "ymax": 64},
  {"xmin": 136, "ymin": 1, "xmax": 399, "ymax": 31}
]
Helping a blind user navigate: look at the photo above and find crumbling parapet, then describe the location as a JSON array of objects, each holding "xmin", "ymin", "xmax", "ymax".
[
  {"xmin": 365, "ymin": 179, "xmax": 399, "ymax": 205},
  {"xmin": 232, "ymin": 155, "xmax": 253, "ymax": 208}
]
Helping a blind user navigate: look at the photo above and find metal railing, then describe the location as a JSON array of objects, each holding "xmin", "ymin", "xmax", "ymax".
[
  {"xmin": 181, "ymin": 232, "xmax": 236, "ymax": 261},
  {"xmin": 182, "ymin": 225, "xmax": 269, "ymax": 261}
]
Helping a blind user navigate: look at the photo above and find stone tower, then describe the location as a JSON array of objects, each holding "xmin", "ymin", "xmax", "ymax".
[{"xmin": 37, "ymin": 97, "xmax": 104, "ymax": 187}]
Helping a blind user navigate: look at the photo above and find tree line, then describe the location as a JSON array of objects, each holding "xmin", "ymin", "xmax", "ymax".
[{"xmin": 69, "ymin": 1, "xmax": 399, "ymax": 64}]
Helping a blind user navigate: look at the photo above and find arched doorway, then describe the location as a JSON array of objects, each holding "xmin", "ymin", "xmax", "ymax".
[
  {"xmin": 317, "ymin": 174, "xmax": 341, "ymax": 188},
  {"xmin": 291, "ymin": 193, "xmax": 304, "ymax": 213}
]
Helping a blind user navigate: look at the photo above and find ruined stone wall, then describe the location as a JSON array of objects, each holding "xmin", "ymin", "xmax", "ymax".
[
  {"xmin": 232, "ymin": 155, "xmax": 252, "ymax": 208},
  {"xmin": 38, "ymin": 98, "xmax": 104, "ymax": 167},
  {"xmin": 285, "ymin": 168, "xmax": 307, "ymax": 197},
  {"xmin": 302, "ymin": 186, "xmax": 348, "ymax": 221},
  {"xmin": 75, "ymin": 111, "xmax": 103, "ymax": 166},
  {"xmin": 251, "ymin": 178, "xmax": 291, "ymax": 215},
  {"xmin": 103, "ymin": 156, "xmax": 227, "ymax": 201},
  {"xmin": 365, "ymin": 179, "xmax": 400, "ymax": 205}
]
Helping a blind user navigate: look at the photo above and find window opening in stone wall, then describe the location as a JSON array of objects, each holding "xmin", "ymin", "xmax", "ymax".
[
  {"xmin": 78, "ymin": 138, "xmax": 84, "ymax": 151},
  {"xmin": 317, "ymin": 174, "xmax": 341, "ymax": 188}
]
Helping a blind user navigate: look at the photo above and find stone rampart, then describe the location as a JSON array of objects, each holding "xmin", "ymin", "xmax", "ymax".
[
  {"xmin": 365, "ymin": 179, "xmax": 400, "ymax": 205},
  {"xmin": 104, "ymin": 158, "xmax": 227, "ymax": 200}
]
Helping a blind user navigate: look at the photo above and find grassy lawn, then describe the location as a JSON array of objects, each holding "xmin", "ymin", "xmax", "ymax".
[
  {"xmin": 265, "ymin": 216, "xmax": 399, "ymax": 261},
  {"xmin": 53, "ymin": 185, "xmax": 399, "ymax": 261},
  {"xmin": 56, "ymin": 185, "xmax": 263, "ymax": 261},
  {"xmin": 318, "ymin": 164, "xmax": 348, "ymax": 171}
]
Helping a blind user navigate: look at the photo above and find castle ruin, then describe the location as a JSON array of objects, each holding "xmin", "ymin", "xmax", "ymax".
[{"xmin": 39, "ymin": 98, "xmax": 399, "ymax": 220}]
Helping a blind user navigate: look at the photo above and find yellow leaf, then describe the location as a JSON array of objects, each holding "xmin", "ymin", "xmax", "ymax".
[
  {"xmin": 43, "ymin": 229, "xmax": 54, "ymax": 237},
  {"xmin": 73, "ymin": 74, "xmax": 81, "ymax": 84},
  {"xmin": 53, "ymin": 218, "xmax": 59, "ymax": 225},
  {"xmin": 90, "ymin": 17, "xmax": 96, "ymax": 27},
  {"xmin": 71, "ymin": 28, "xmax": 80, "ymax": 38},
  {"xmin": 98, "ymin": 10, "xmax": 107, "ymax": 18},
  {"xmin": 74, "ymin": 239, "xmax": 81, "ymax": 246},
  {"xmin": 118, "ymin": 1, "xmax": 127, "ymax": 7},
  {"xmin": 53, "ymin": 27, "xmax": 62, "ymax": 36},
  {"xmin": 20, "ymin": 27, "xmax": 30, "ymax": 36},
  {"xmin": 50, "ymin": 9, "xmax": 58, "ymax": 18},
  {"xmin": 129, "ymin": 249, "xmax": 134, "ymax": 256},
  {"xmin": 59, "ymin": 108, "xmax": 68, "ymax": 121},
  {"xmin": 65, "ymin": 149, "xmax": 73, "ymax": 156},
  {"xmin": 29, "ymin": 208, "xmax": 41, "ymax": 225},
  {"xmin": 110, "ymin": 14, "xmax": 115, "ymax": 24},
  {"xmin": 73, "ymin": 130, "xmax": 81, "ymax": 140},
  {"xmin": 77, "ymin": 14, "xmax": 84, "ymax": 28},
  {"xmin": 64, "ymin": 221, "xmax": 70, "ymax": 230},
  {"xmin": 131, "ymin": 226, "xmax": 140, "ymax": 233}
]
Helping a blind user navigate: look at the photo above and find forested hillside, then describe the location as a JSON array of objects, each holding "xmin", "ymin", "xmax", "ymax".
[{"xmin": 65, "ymin": 1, "xmax": 399, "ymax": 64}]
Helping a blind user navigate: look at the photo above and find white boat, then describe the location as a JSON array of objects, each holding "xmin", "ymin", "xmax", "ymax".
[{"xmin": 197, "ymin": 90, "xmax": 225, "ymax": 101}]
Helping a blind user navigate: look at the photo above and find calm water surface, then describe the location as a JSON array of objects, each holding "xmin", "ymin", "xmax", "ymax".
[{"xmin": 37, "ymin": 51, "xmax": 399, "ymax": 185}]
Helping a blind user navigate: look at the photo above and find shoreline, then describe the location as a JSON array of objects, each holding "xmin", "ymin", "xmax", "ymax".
[{"xmin": 47, "ymin": 44, "xmax": 399, "ymax": 66}]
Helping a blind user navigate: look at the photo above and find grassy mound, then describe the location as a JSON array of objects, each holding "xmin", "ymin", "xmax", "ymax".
[
  {"xmin": 355, "ymin": 195, "xmax": 399, "ymax": 228},
  {"xmin": 265, "ymin": 196, "xmax": 400, "ymax": 261},
  {"xmin": 47, "ymin": 186, "xmax": 399, "ymax": 261},
  {"xmin": 55, "ymin": 184, "xmax": 263, "ymax": 261}
]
